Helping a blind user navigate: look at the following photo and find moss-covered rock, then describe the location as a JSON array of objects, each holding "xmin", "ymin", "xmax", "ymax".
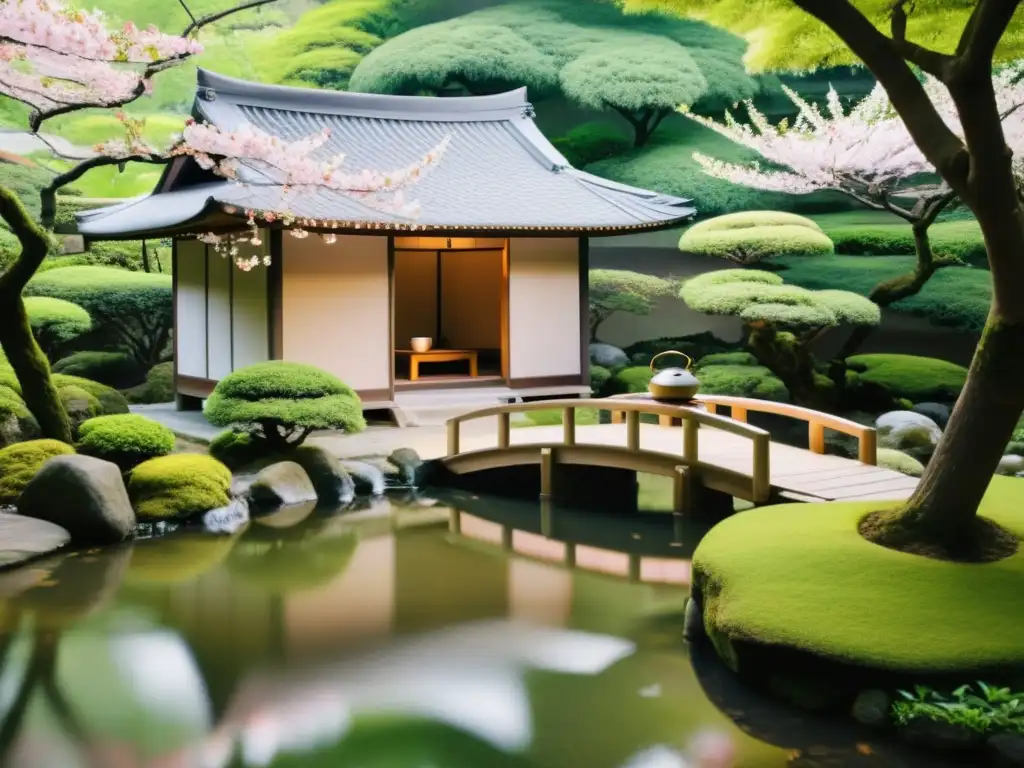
[
  {"xmin": 57, "ymin": 384, "xmax": 101, "ymax": 436},
  {"xmin": 76, "ymin": 414, "xmax": 175, "ymax": 471},
  {"xmin": 123, "ymin": 361, "xmax": 174, "ymax": 404},
  {"xmin": 876, "ymin": 448, "xmax": 925, "ymax": 478},
  {"xmin": 52, "ymin": 373, "xmax": 129, "ymax": 415},
  {"xmin": 0, "ymin": 386, "xmax": 40, "ymax": 449},
  {"xmin": 53, "ymin": 350, "xmax": 145, "ymax": 389},
  {"xmin": 847, "ymin": 354, "xmax": 968, "ymax": 403},
  {"xmin": 0, "ymin": 439, "xmax": 76, "ymax": 505},
  {"xmin": 291, "ymin": 445, "xmax": 355, "ymax": 504},
  {"xmin": 127, "ymin": 454, "xmax": 232, "ymax": 520},
  {"xmin": 248, "ymin": 461, "xmax": 318, "ymax": 508}
]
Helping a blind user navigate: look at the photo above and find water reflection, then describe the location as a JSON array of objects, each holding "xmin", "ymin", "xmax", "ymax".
[{"xmin": 0, "ymin": 490, "xmax": 836, "ymax": 767}]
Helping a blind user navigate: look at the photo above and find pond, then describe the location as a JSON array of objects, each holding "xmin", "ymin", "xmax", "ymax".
[{"xmin": 0, "ymin": 480, "xmax": 958, "ymax": 767}]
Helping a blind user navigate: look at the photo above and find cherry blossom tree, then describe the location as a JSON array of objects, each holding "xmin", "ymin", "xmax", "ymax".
[
  {"xmin": 0, "ymin": 0, "xmax": 446, "ymax": 443},
  {"xmin": 681, "ymin": 64, "xmax": 1024, "ymax": 358}
]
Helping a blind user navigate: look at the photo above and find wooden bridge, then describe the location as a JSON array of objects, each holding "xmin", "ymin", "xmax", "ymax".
[{"xmin": 441, "ymin": 394, "xmax": 919, "ymax": 511}]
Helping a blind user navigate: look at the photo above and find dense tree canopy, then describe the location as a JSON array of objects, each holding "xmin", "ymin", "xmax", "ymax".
[{"xmin": 617, "ymin": 0, "xmax": 1024, "ymax": 72}]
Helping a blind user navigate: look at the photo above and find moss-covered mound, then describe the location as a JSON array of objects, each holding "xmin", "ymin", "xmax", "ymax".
[
  {"xmin": 128, "ymin": 454, "xmax": 232, "ymax": 520},
  {"xmin": 0, "ymin": 439, "xmax": 75, "ymax": 505},
  {"xmin": 876, "ymin": 448, "xmax": 925, "ymax": 477},
  {"xmin": 847, "ymin": 354, "xmax": 968, "ymax": 403},
  {"xmin": 52, "ymin": 373, "xmax": 129, "ymax": 414},
  {"xmin": 694, "ymin": 476, "xmax": 1024, "ymax": 675},
  {"xmin": 77, "ymin": 413, "xmax": 175, "ymax": 471},
  {"xmin": 605, "ymin": 366, "xmax": 654, "ymax": 396},
  {"xmin": 53, "ymin": 350, "xmax": 144, "ymax": 389},
  {"xmin": 680, "ymin": 211, "xmax": 835, "ymax": 263},
  {"xmin": 123, "ymin": 361, "xmax": 173, "ymax": 404},
  {"xmin": 24, "ymin": 296, "xmax": 92, "ymax": 358}
]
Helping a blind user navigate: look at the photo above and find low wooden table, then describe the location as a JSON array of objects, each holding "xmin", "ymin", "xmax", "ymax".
[{"xmin": 396, "ymin": 349, "xmax": 479, "ymax": 381}]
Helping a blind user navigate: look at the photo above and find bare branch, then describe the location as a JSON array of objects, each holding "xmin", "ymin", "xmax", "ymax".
[
  {"xmin": 889, "ymin": 0, "xmax": 955, "ymax": 78},
  {"xmin": 182, "ymin": 0, "xmax": 277, "ymax": 38},
  {"xmin": 955, "ymin": 0, "xmax": 1022, "ymax": 72},
  {"xmin": 177, "ymin": 0, "xmax": 198, "ymax": 28}
]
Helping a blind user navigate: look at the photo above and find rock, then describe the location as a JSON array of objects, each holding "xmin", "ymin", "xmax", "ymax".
[
  {"xmin": 295, "ymin": 446, "xmax": 355, "ymax": 505},
  {"xmin": 339, "ymin": 460, "xmax": 386, "ymax": 496},
  {"xmin": 389, "ymin": 447, "xmax": 423, "ymax": 486},
  {"xmin": 876, "ymin": 410, "xmax": 941, "ymax": 434},
  {"xmin": 989, "ymin": 732, "xmax": 1024, "ymax": 766},
  {"xmin": 850, "ymin": 689, "xmax": 890, "ymax": 727},
  {"xmin": 911, "ymin": 402, "xmax": 951, "ymax": 429},
  {"xmin": 590, "ymin": 342, "xmax": 628, "ymax": 368},
  {"xmin": 17, "ymin": 455, "xmax": 135, "ymax": 544},
  {"xmin": 203, "ymin": 496, "xmax": 250, "ymax": 535},
  {"xmin": 683, "ymin": 596, "xmax": 704, "ymax": 642},
  {"xmin": 900, "ymin": 718, "xmax": 981, "ymax": 750},
  {"xmin": 876, "ymin": 411, "xmax": 943, "ymax": 462},
  {"xmin": 247, "ymin": 462, "xmax": 317, "ymax": 509},
  {"xmin": 253, "ymin": 500, "xmax": 316, "ymax": 529},
  {"xmin": 997, "ymin": 454, "xmax": 1024, "ymax": 476},
  {"xmin": 0, "ymin": 513, "xmax": 70, "ymax": 568}
]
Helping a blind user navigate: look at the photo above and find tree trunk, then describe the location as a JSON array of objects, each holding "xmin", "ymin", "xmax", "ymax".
[
  {"xmin": 141, "ymin": 240, "xmax": 152, "ymax": 273},
  {"xmin": 747, "ymin": 324, "xmax": 833, "ymax": 409}
]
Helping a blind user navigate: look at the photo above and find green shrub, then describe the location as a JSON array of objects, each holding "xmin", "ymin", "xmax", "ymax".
[
  {"xmin": 52, "ymin": 374, "xmax": 129, "ymax": 415},
  {"xmin": 26, "ymin": 266, "xmax": 172, "ymax": 366},
  {"xmin": 589, "ymin": 364, "xmax": 612, "ymax": 394},
  {"xmin": 876, "ymin": 448, "xmax": 925, "ymax": 477},
  {"xmin": 58, "ymin": 384, "xmax": 102, "ymax": 436},
  {"xmin": 624, "ymin": 332, "xmax": 738, "ymax": 366},
  {"xmin": 209, "ymin": 429, "xmax": 270, "ymax": 471},
  {"xmin": 605, "ymin": 366, "xmax": 654, "ymax": 395},
  {"xmin": 679, "ymin": 211, "xmax": 834, "ymax": 264},
  {"xmin": 697, "ymin": 364, "xmax": 789, "ymax": 401},
  {"xmin": 552, "ymin": 122, "xmax": 632, "ymax": 167},
  {"xmin": 23, "ymin": 297, "xmax": 92, "ymax": 359},
  {"xmin": 124, "ymin": 362, "xmax": 174, "ymax": 405},
  {"xmin": 53, "ymin": 350, "xmax": 145, "ymax": 389},
  {"xmin": 128, "ymin": 454, "xmax": 232, "ymax": 520},
  {"xmin": 0, "ymin": 439, "xmax": 75, "ymax": 504},
  {"xmin": 205, "ymin": 362, "xmax": 366, "ymax": 449},
  {"xmin": 76, "ymin": 414, "xmax": 175, "ymax": 471},
  {"xmin": 813, "ymin": 213, "xmax": 986, "ymax": 264},
  {"xmin": 847, "ymin": 354, "xmax": 968, "ymax": 403},
  {"xmin": 695, "ymin": 351, "xmax": 758, "ymax": 369},
  {"xmin": 891, "ymin": 682, "xmax": 1024, "ymax": 737}
]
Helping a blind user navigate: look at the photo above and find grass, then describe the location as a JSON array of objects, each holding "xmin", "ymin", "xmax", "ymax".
[
  {"xmin": 512, "ymin": 408, "xmax": 601, "ymax": 428},
  {"xmin": 848, "ymin": 353, "xmax": 969, "ymax": 403},
  {"xmin": 695, "ymin": 475, "xmax": 1024, "ymax": 673},
  {"xmin": 810, "ymin": 211, "xmax": 986, "ymax": 264}
]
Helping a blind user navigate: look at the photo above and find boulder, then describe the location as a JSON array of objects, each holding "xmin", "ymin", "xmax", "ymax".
[
  {"xmin": 997, "ymin": 454, "xmax": 1024, "ymax": 476},
  {"xmin": 339, "ymin": 460, "xmax": 386, "ymax": 496},
  {"xmin": 910, "ymin": 402, "xmax": 951, "ymax": 429},
  {"xmin": 589, "ymin": 342, "xmax": 628, "ymax": 369},
  {"xmin": 876, "ymin": 410, "xmax": 942, "ymax": 434},
  {"xmin": 900, "ymin": 718, "xmax": 981, "ymax": 750},
  {"xmin": 247, "ymin": 462, "xmax": 317, "ymax": 509},
  {"xmin": 294, "ymin": 446, "xmax": 355, "ymax": 505},
  {"xmin": 203, "ymin": 496, "xmax": 250, "ymax": 535},
  {"xmin": 0, "ymin": 513, "xmax": 70, "ymax": 568},
  {"xmin": 388, "ymin": 447, "xmax": 423, "ymax": 486},
  {"xmin": 850, "ymin": 689, "xmax": 890, "ymax": 727},
  {"xmin": 17, "ymin": 455, "xmax": 135, "ymax": 544},
  {"xmin": 682, "ymin": 596, "xmax": 704, "ymax": 642},
  {"xmin": 876, "ymin": 411, "xmax": 943, "ymax": 463},
  {"xmin": 989, "ymin": 732, "xmax": 1024, "ymax": 766}
]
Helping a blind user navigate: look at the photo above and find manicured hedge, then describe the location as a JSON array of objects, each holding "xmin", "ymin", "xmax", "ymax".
[
  {"xmin": 698, "ymin": 363, "xmax": 789, "ymax": 401},
  {"xmin": 24, "ymin": 297, "xmax": 92, "ymax": 358},
  {"xmin": 53, "ymin": 350, "xmax": 145, "ymax": 389},
  {"xmin": 589, "ymin": 364, "xmax": 612, "ymax": 394},
  {"xmin": 128, "ymin": 454, "xmax": 232, "ymax": 520},
  {"xmin": 816, "ymin": 216, "xmax": 986, "ymax": 265},
  {"xmin": 605, "ymin": 366, "xmax": 654, "ymax": 395},
  {"xmin": 679, "ymin": 211, "xmax": 834, "ymax": 263},
  {"xmin": 76, "ymin": 414, "xmax": 176, "ymax": 471},
  {"xmin": 0, "ymin": 439, "xmax": 75, "ymax": 505},
  {"xmin": 847, "ymin": 354, "xmax": 968, "ymax": 403}
]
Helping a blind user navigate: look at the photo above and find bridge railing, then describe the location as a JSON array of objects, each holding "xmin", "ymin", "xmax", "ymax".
[
  {"xmin": 608, "ymin": 393, "xmax": 877, "ymax": 466},
  {"xmin": 445, "ymin": 397, "xmax": 773, "ymax": 502}
]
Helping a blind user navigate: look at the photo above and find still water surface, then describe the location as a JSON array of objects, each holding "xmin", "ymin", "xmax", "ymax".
[{"xmin": 0, "ymin": 484, "xmax": 946, "ymax": 767}]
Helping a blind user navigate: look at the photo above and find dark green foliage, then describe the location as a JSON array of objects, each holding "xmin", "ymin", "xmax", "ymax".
[
  {"xmin": 589, "ymin": 364, "xmax": 612, "ymax": 394},
  {"xmin": 679, "ymin": 211, "xmax": 834, "ymax": 263},
  {"xmin": 773, "ymin": 254, "xmax": 990, "ymax": 333},
  {"xmin": 76, "ymin": 414, "xmax": 175, "ymax": 471},
  {"xmin": 847, "ymin": 354, "xmax": 968, "ymax": 403},
  {"xmin": 52, "ymin": 374, "xmax": 130, "ymax": 415},
  {"xmin": 209, "ymin": 429, "xmax": 270, "ymax": 471},
  {"xmin": 0, "ymin": 439, "xmax": 75, "ymax": 505},
  {"xmin": 551, "ymin": 123, "xmax": 631, "ymax": 167},
  {"xmin": 23, "ymin": 296, "xmax": 91, "ymax": 359},
  {"xmin": 624, "ymin": 332, "xmax": 738, "ymax": 365},
  {"xmin": 589, "ymin": 269, "xmax": 676, "ymax": 340},
  {"xmin": 696, "ymin": 351, "xmax": 759, "ymax": 368},
  {"xmin": 892, "ymin": 683, "xmax": 1024, "ymax": 736},
  {"xmin": 206, "ymin": 362, "xmax": 366, "ymax": 450},
  {"xmin": 698, "ymin": 364, "xmax": 789, "ymax": 401},
  {"xmin": 817, "ymin": 216, "xmax": 986, "ymax": 265},
  {"xmin": 605, "ymin": 366, "xmax": 653, "ymax": 395},
  {"xmin": 0, "ymin": 162, "xmax": 80, "ymax": 223},
  {"xmin": 123, "ymin": 362, "xmax": 174, "ymax": 405},
  {"xmin": 128, "ymin": 454, "xmax": 232, "ymax": 520},
  {"xmin": 25, "ymin": 266, "xmax": 172, "ymax": 365},
  {"xmin": 53, "ymin": 351, "xmax": 145, "ymax": 389}
]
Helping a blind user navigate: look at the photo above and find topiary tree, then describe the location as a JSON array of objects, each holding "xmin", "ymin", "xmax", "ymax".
[
  {"xmin": 76, "ymin": 414, "xmax": 176, "ymax": 472},
  {"xmin": 681, "ymin": 269, "xmax": 880, "ymax": 406},
  {"xmin": 0, "ymin": 439, "xmax": 75, "ymax": 505},
  {"xmin": 679, "ymin": 211, "xmax": 835, "ymax": 264},
  {"xmin": 23, "ymin": 297, "xmax": 92, "ymax": 361},
  {"xmin": 205, "ymin": 362, "xmax": 367, "ymax": 453},
  {"xmin": 26, "ymin": 267, "xmax": 172, "ymax": 368},
  {"xmin": 589, "ymin": 270, "xmax": 676, "ymax": 342}
]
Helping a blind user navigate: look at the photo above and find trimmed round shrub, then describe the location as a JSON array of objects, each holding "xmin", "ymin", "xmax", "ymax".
[
  {"xmin": 605, "ymin": 366, "xmax": 654, "ymax": 395},
  {"xmin": 123, "ymin": 362, "xmax": 174, "ymax": 405},
  {"xmin": 876, "ymin": 448, "xmax": 925, "ymax": 478},
  {"xmin": 76, "ymin": 414, "xmax": 175, "ymax": 471},
  {"xmin": 58, "ymin": 384, "xmax": 102, "ymax": 436},
  {"xmin": 209, "ymin": 429, "xmax": 271, "ymax": 471},
  {"xmin": 0, "ymin": 439, "xmax": 75, "ymax": 505},
  {"xmin": 52, "ymin": 373, "xmax": 129, "ymax": 415},
  {"xmin": 695, "ymin": 351, "xmax": 758, "ymax": 369},
  {"xmin": 205, "ymin": 362, "xmax": 366, "ymax": 449},
  {"xmin": 679, "ymin": 211, "xmax": 835, "ymax": 264},
  {"xmin": 698, "ymin": 364, "xmax": 789, "ymax": 402},
  {"xmin": 590, "ymin": 365, "xmax": 612, "ymax": 394},
  {"xmin": 24, "ymin": 296, "xmax": 92, "ymax": 359},
  {"xmin": 53, "ymin": 351, "xmax": 145, "ymax": 389},
  {"xmin": 847, "ymin": 354, "xmax": 968, "ymax": 403},
  {"xmin": 128, "ymin": 454, "xmax": 232, "ymax": 520}
]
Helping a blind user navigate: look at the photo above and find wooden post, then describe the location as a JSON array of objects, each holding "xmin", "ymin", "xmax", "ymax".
[
  {"xmin": 626, "ymin": 410, "xmax": 640, "ymax": 451},
  {"xmin": 731, "ymin": 406, "xmax": 748, "ymax": 422},
  {"xmin": 497, "ymin": 412, "xmax": 511, "ymax": 449},
  {"xmin": 563, "ymin": 407, "xmax": 576, "ymax": 445},
  {"xmin": 808, "ymin": 421, "xmax": 825, "ymax": 454},
  {"xmin": 565, "ymin": 542, "xmax": 576, "ymax": 567},
  {"xmin": 501, "ymin": 525, "xmax": 513, "ymax": 551},
  {"xmin": 449, "ymin": 509, "xmax": 461, "ymax": 534},
  {"xmin": 540, "ymin": 447, "xmax": 554, "ymax": 498},
  {"xmin": 859, "ymin": 428, "xmax": 878, "ymax": 466},
  {"xmin": 752, "ymin": 433, "xmax": 771, "ymax": 503},
  {"xmin": 540, "ymin": 499, "xmax": 553, "ymax": 538},
  {"xmin": 447, "ymin": 420, "xmax": 460, "ymax": 456},
  {"xmin": 683, "ymin": 419, "xmax": 699, "ymax": 462},
  {"xmin": 611, "ymin": 410, "xmax": 624, "ymax": 424},
  {"xmin": 628, "ymin": 553, "xmax": 641, "ymax": 582},
  {"xmin": 673, "ymin": 465, "xmax": 693, "ymax": 514}
]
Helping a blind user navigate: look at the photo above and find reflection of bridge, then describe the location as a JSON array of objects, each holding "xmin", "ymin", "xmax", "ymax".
[{"xmin": 441, "ymin": 394, "xmax": 919, "ymax": 507}]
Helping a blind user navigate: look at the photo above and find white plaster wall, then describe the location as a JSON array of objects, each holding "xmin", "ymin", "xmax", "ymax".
[
  {"xmin": 508, "ymin": 238, "xmax": 581, "ymax": 379},
  {"xmin": 175, "ymin": 239, "xmax": 207, "ymax": 378},
  {"xmin": 206, "ymin": 253, "xmax": 232, "ymax": 381},
  {"xmin": 231, "ymin": 241, "xmax": 269, "ymax": 370},
  {"xmin": 281, "ymin": 234, "xmax": 390, "ymax": 392}
]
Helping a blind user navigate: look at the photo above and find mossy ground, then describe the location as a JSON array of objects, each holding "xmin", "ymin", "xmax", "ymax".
[{"xmin": 695, "ymin": 476, "xmax": 1024, "ymax": 674}]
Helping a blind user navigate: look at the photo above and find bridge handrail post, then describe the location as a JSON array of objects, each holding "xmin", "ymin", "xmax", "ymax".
[
  {"xmin": 683, "ymin": 419, "xmax": 699, "ymax": 462},
  {"xmin": 752, "ymin": 433, "xmax": 771, "ymax": 502},
  {"xmin": 859, "ymin": 429, "xmax": 878, "ymax": 465},
  {"xmin": 447, "ymin": 420, "xmax": 460, "ymax": 457},
  {"xmin": 563, "ymin": 407, "xmax": 576, "ymax": 445},
  {"xmin": 498, "ymin": 412, "xmax": 511, "ymax": 449},
  {"xmin": 808, "ymin": 421, "xmax": 825, "ymax": 454},
  {"xmin": 625, "ymin": 411, "xmax": 640, "ymax": 451}
]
